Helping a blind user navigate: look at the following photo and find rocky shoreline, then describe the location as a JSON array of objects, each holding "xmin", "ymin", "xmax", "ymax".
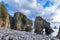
[
  {"xmin": 0, "ymin": 2, "xmax": 60, "ymax": 40},
  {"xmin": 0, "ymin": 28, "xmax": 59, "ymax": 40}
]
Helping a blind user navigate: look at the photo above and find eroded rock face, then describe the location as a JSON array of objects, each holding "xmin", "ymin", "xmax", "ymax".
[
  {"xmin": 0, "ymin": 3, "xmax": 33, "ymax": 32},
  {"xmin": 34, "ymin": 16, "xmax": 53, "ymax": 34},
  {"xmin": 57, "ymin": 27, "xmax": 60, "ymax": 37},
  {"xmin": 9, "ymin": 15, "xmax": 15, "ymax": 30},
  {"xmin": 14, "ymin": 12, "xmax": 32, "ymax": 31},
  {"xmin": 0, "ymin": 4, "xmax": 10, "ymax": 29},
  {"xmin": 14, "ymin": 12, "xmax": 27, "ymax": 31},
  {"xmin": 25, "ymin": 19, "xmax": 32, "ymax": 32}
]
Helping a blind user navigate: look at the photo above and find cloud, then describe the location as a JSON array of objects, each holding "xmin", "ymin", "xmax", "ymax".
[
  {"xmin": 52, "ymin": 10, "xmax": 60, "ymax": 22},
  {"xmin": 20, "ymin": 9, "xmax": 31, "ymax": 17},
  {"xmin": 0, "ymin": 0, "xmax": 1, "ymax": 2},
  {"xmin": 1, "ymin": 0, "xmax": 60, "ymax": 27}
]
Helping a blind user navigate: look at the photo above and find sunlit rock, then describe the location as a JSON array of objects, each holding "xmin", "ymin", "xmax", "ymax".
[
  {"xmin": 0, "ymin": 4, "xmax": 10, "ymax": 29},
  {"xmin": 14, "ymin": 12, "xmax": 32, "ymax": 31}
]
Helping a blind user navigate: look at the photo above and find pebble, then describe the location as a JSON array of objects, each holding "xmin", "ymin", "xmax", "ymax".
[{"xmin": 0, "ymin": 28, "xmax": 59, "ymax": 40}]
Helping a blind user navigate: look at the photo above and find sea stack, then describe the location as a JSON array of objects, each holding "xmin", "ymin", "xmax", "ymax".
[
  {"xmin": 34, "ymin": 16, "xmax": 54, "ymax": 34},
  {"xmin": 14, "ymin": 12, "xmax": 32, "ymax": 31}
]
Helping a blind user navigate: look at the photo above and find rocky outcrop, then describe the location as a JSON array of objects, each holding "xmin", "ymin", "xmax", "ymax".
[
  {"xmin": 9, "ymin": 15, "xmax": 15, "ymax": 30},
  {"xmin": 0, "ymin": 3, "xmax": 53, "ymax": 34},
  {"xmin": 25, "ymin": 19, "xmax": 32, "ymax": 32},
  {"xmin": 0, "ymin": 4, "xmax": 10, "ymax": 29},
  {"xmin": 34, "ymin": 16, "xmax": 44, "ymax": 34},
  {"xmin": 0, "ymin": 3, "xmax": 33, "ymax": 32},
  {"xmin": 57, "ymin": 27, "xmax": 60, "ymax": 38},
  {"xmin": 14, "ymin": 12, "xmax": 27, "ymax": 31},
  {"xmin": 14, "ymin": 12, "xmax": 32, "ymax": 31},
  {"xmin": 34, "ymin": 16, "xmax": 53, "ymax": 34}
]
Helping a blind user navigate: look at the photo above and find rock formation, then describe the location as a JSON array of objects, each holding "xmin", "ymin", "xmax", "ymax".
[
  {"xmin": 0, "ymin": 3, "xmax": 33, "ymax": 32},
  {"xmin": 0, "ymin": 4, "xmax": 10, "ymax": 29},
  {"xmin": 14, "ymin": 12, "xmax": 32, "ymax": 31},
  {"xmin": 34, "ymin": 16, "xmax": 53, "ymax": 34},
  {"xmin": 57, "ymin": 27, "xmax": 60, "ymax": 38},
  {"xmin": 25, "ymin": 19, "xmax": 32, "ymax": 32},
  {"xmin": 9, "ymin": 15, "xmax": 15, "ymax": 30},
  {"xmin": 0, "ymin": 3, "xmax": 53, "ymax": 35},
  {"xmin": 14, "ymin": 12, "xmax": 27, "ymax": 31}
]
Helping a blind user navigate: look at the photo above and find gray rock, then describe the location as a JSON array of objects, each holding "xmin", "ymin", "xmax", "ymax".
[{"xmin": 0, "ymin": 28, "xmax": 59, "ymax": 40}]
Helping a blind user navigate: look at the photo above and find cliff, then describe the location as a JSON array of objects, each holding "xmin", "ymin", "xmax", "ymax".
[{"xmin": 0, "ymin": 4, "xmax": 10, "ymax": 29}]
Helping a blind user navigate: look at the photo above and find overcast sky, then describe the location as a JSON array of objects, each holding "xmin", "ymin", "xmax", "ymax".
[{"xmin": 0, "ymin": 0, "xmax": 60, "ymax": 28}]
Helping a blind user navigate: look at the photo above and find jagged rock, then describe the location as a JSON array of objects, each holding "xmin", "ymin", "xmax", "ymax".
[
  {"xmin": 43, "ymin": 20, "xmax": 54, "ymax": 35},
  {"xmin": 0, "ymin": 4, "xmax": 10, "ymax": 29},
  {"xmin": 14, "ymin": 12, "xmax": 27, "ymax": 31},
  {"xmin": 0, "ymin": 3, "xmax": 33, "ymax": 31},
  {"xmin": 25, "ymin": 19, "xmax": 32, "ymax": 32},
  {"xmin": 57, "ymin": 27, "xmax": 60, "ymax": 38},
  {"xmin": 34, "ymin": 16, "xmax": 44, "ymax": 34},
  {"xmin": 34, "ymin": 16, "xmax": 53, "ymax": 34},
  {"xmin": 9, "ymin": 15, "xmax": 15, "ymax": 30},
  {"xmin": 14, "ymin": 12, "xmax": 32, "ymax": 31}
]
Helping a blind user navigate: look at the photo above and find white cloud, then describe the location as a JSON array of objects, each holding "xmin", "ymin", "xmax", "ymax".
[
  {"xmin": 20, "ymin": 9, "xmax": 31, "ymax": 16},
  {"xmin": 32, "ymin": 0, "xmax": 37, "ymax": 7},
  {"xmin": 2, "ymin": 0, "xmax": 60, "ymax": 27},
  {"xmin": 52, "ymin": 10, "xmax": 60, "ymax": 22},
  {"xmin": 0, "ymin": 0, "xmax": 1, "ymax": 2},
  {"xmin": 14, "ymin": 0, "xmax": 20, "ymax": 3}
]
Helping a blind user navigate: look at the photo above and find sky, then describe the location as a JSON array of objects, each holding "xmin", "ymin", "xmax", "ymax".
[{"xmin": 0, "ymin": 0, "xmax": 60, "ymax": 28}]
